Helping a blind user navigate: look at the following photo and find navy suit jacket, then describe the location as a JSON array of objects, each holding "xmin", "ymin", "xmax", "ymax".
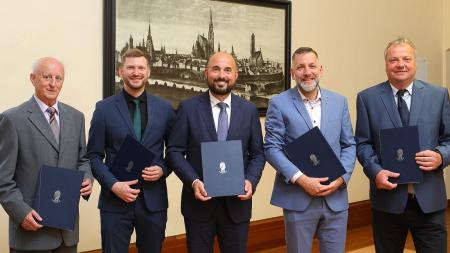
[
  {"xmin": 167, "ymin": 92, "xmax": 265, "ymax": 223},
  {"xmin": 87, "ymin": 91, "xmax": 174, "ymax": 213},
  {"xmin": 356, "ymin": 80, "xmax": 450, "ymax": 214}
]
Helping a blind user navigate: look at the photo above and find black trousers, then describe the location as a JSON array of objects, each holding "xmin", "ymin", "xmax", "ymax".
[
  {"xmin": 184, "ymin": 199, "xmax": 249, "ymax": 253},
  {"xmin": 372, "ymin": 195, "xmax": 447, "ymax": 253}
]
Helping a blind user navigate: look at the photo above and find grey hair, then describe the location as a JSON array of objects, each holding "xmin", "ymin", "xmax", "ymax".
[
  {"xmin": 32, "ymin": 57, "xmax": 65, "ymax": 73},
  {"xmin": 384, "ymin": 37, "xmax": 416, "ymax": 60}
]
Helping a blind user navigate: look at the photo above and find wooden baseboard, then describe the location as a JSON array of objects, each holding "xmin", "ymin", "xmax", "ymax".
[{"xmin": 83, "ymin": 200, "xmax": 372, "ymax": 253}]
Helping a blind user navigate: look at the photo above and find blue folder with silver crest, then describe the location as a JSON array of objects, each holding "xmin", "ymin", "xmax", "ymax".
[
  {"xmin": 33, "ymin": 165, "xmax": 84, "ymax": 230},
  {"xmin": 284, "ymin": 127, "xmax": 346, "ymax": 184},
  {"xmin": 380, "ymin": 126, "xmax": 422, "ymax": 184},
  {"xmin": 110, "ymin": 135, "xmax": 155, "ymax": 181},
  {"xmin": 201, "ymin": 140, "xmax": 245, "ymax": 197}
]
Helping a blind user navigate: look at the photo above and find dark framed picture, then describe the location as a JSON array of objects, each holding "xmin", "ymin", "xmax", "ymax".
[{"xmin": 104, "ymin": 0, "xmax": 291, "ymax": 115}]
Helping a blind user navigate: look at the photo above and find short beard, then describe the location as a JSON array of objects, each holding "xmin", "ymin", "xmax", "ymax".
[
  {"xmin": 208, "ymin": 78, "xmax": 234, "ymax": 96},
  {"xmin": 298, "ymin": 79, "xmax": 319, "ymax": 93}
]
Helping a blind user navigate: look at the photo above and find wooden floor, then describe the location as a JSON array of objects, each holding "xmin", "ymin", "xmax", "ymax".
[{"xmin": 257, "ymin": 209, "xmax": 450, "ymax": 253}]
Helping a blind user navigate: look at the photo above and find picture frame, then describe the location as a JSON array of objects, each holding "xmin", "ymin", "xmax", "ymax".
[{"xmin": 104, "ymin": 0, "xmax": 291, "ymax": 115}]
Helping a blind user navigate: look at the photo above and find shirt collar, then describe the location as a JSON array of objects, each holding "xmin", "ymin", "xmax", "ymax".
[
  {"xmin": 390, "ymin": 82, "xmax": 413, "ymax": 96},
  {"xmin": 33, "ymin": 94, "xmax": 59, "ymax": 114},
  {"xmin": 209, "ymin": 91, "xmax": 231, "ymax": 108},
  {"xmin": 123, "ymin": 89, "xmax": 147, "ymax": 103},
  {"xmin": 298, "ymin": 88, "xmax": 322, "ymax": 102}
]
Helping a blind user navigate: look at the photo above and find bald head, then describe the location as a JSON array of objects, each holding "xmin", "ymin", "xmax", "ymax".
[
  {"xmin": 205, "ymin": 52, "xmax": 238, "ymax": 100},
  {"xmin": 206, "ymin": 52, "xmax": 237, "ymax": 70},
  {"xmin": 32, "ymin": 57, "xmax": 65, "ymax": 74},
  {"xmin": 30, "ymin": 57, "xmax": 65, "ymax": 106}
]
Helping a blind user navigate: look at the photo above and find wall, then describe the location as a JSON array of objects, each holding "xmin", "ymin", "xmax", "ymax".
[{"xmin": 0, "ymin": 0, "xmax": 446, "ymax": 252}]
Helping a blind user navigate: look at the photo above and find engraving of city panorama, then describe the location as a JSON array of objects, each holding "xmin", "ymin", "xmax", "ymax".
[{"xmin": 115, "ymin": 0, "xmax": 286, "ymax": 109}]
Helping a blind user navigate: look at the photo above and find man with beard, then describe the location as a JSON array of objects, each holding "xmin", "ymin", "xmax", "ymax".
[
  {"xmin": 264, "ymin": 47, "xmax": 356, "ymax": 253},
  {"xmin": 87, "ymin": 48, "xmax": 174, "ymax": 253},
  {"xmin": 356, "ymin": 38, "xmax": 450, "ymax": 252},
  {"xmin": 167, "ymin": 52, "xmax": 265, "ymax": 253}
]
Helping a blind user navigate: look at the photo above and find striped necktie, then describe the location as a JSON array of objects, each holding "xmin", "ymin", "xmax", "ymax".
[{"xmin": 46, "ymin": 107, "xmax": 59, "ymax": 144}]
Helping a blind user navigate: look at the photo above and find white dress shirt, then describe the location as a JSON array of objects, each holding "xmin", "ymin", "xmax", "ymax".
[
  {"xmin": 209, "ymin": 91, "xmax": 231, "ymax": 131},
  {"xmin": 34, "ymin": 95, "xmax": 60, "ymax": 125},
  {"xmin": 291, "ymin": 89, "xmax": 322, "ymax": 183}
]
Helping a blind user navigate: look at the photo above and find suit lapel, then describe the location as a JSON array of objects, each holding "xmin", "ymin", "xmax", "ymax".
[
  {"xmin": 114, "ymin": 92, "xmax": 135, "ymax": 136},
  {"xmin": 379, "ymin": 82, "xmax": 402, "ymax": 127},
  {"xmin": 58, "ymin": 103, "xmax": 74, "ymax": 156},
  {"xmin": 409, "ymin": 81, "xmax": 424, "ymax": 126},
  {"xmin": 320, "ymin": 90, "xmax": 330, "ymax": 134},
  {"xmin": 26, "ymin": 98, "xmax": 59, "ymax": 151},
  {"xmin": 197, "ymin": 92, "xmax": 217, "ymax": 140},
  {"xmin": 227, "ymin": 94, "xmax": 242, "ymax": 140},
  {"xmin": 141, "ymin": 92, "xmax": 154, "ymax": 142},
  {"xmin": 290, "ymin": 88, "xmax": 313, "ymax": 129}
]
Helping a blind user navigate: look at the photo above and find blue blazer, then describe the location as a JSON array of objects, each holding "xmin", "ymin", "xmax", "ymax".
[
  {"xmin": 87, "ymin": 91, "xmax": 174, "ymax": 213},
  {"xmin": 356, "ymin": 80, "xmax": 450, "ymax": 214},
  {"xmin": 265, "ymin": 88, "xmax": 356, "ymax": 212},
  {"xmin": 166, "ymin": 92, "xmax": 265, "ymax": 223}
]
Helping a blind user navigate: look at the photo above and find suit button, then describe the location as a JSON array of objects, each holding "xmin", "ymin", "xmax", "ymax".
[{"xmin": 55, "ymin": 155, "xmax": 59, "ymax": 159}]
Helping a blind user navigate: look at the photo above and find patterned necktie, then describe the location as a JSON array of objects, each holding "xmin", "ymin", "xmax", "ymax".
[
  {"xmin": 132, "ymin": 99, "xmax": 142, "ymax": 141},
  {"xmin": 217, "ymin": 102, "xmax": 228, "ymax": 141},
  {"xmin": 46, "ymin": 107, "xmax": 59, "ymax": 144},
  {"xmin": 397, "ymin": 89, "xmax": 410, "ymax": 127}
]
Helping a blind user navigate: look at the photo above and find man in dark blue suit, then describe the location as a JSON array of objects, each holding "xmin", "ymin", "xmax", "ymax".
[
  {"xmin": 167, "ymin": 52, "xmax": 265, "ymax": 253},
  {"xmin": 87, "ymin": 49, "xmax": 174, "ymax": 253},
  {"xmin": 356, "ymin": 37, "xmax": 450, "ymax": 253}
]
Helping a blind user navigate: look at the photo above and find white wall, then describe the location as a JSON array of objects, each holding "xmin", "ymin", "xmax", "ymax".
[{"xmin": 0, "ymin": 0, "xmax": 447, "ymax": 252}]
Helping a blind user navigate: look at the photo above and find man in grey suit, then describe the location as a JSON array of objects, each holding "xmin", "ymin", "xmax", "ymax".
[
  {"xmin": 356, "ymin": 37, "xmax": 450, "ymax": 252},
  {"xmin": 265, "ymin": 47, "xmax": 356, "ymax": 253},
  {"xmin": 0, "ymin": 57, "xmax": 93, "ymax": 253}
]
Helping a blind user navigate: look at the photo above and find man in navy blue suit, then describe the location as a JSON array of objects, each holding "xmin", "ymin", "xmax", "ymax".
[
  {"xmin": 87, "ymin": 48, "xmax": 174, "ymax": 253},
  {"xmin": 167, "ymin": 52, "xmax": 266, "ymax": 253},
  {"xmin": 356, "ymin": 37, "xmax": 450, "ymax": 253}
]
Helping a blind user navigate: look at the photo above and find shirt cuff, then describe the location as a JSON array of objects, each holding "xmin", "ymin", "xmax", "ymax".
[
  {"xmin": 290, "ymin": 171, "xmax": 303, "ymax": 184},
  {"xmin": 191, "ymin": 178, "xmax": 200, "ymax": 188}
]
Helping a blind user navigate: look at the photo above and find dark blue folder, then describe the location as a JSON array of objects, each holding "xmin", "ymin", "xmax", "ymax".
[
  {"xmin": 110, "ymin": 135, "xmax": 155, "ymax": 181},
  {"xmin": 201, "ymin": 140, "xmax": 245, "ymax": 197},
  {"xmin": 33, "ymin": 165, "xmax": 84, "ymax": 230},
  {"xmin": 284, "ymin": 127, "xmax": 346, "ymax": 184},
  {"xmin": 380, "ymin": 126, "xmax": 422, "ymax": 184}
]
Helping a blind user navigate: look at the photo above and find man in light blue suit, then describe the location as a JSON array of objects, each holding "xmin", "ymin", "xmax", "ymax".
[
  {"xmin": 356, "ymin": 37, "xmax": 450, "ymax": 253},
  {"xmin": 265, "ymin": 47, "xmax": 356, "ymax": 253}
]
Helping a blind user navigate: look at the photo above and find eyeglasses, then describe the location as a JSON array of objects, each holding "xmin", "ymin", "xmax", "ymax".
[{"xmin": 41, "ymin": 74, "xmax": 64, "ymax": 83}]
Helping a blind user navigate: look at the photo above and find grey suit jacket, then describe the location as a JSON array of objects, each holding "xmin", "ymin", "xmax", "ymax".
[
  {"xmin": 356, "ymin": 80, "xmax": 450, "ymax": 214},
  {"xmin": 0, "ymin": 97, "xmax": 93, "ymax": 250}
]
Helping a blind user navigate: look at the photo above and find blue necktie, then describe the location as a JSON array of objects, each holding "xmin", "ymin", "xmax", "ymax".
[
  {"xmin": 132, "ymin": 99, "xmax": 142, "ymax": 141},
  {"xmin": 217, "ymin": 102, "xmax": 228, "ymax": 141},
  {"xmin": 397, "ymin": 89, "xmax": 410, "ymax": 127}
]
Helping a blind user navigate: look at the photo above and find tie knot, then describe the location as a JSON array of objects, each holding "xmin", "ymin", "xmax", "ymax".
[
  {"xmin": 397, "ymin": 89, "xmax": 407, "ymax": 97},
  {"xmin": 46, "ymin": 107, "xmax": 57, "ymax": 116},
  {"xmin": 132, "ymin": 99, "xmax": 140, "ymax": 106},
  {"xmin": 217, "ymin": 102, "xmax": 227, "ymax": 110}
]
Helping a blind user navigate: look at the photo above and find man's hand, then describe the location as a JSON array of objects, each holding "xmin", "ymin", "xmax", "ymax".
[
  {"xmin": 316, "ymin": 177, "xmax": 345, "ymax": 197},
  {"xmin": 21, "ymin": 210, "xmax": 43, "ymax": 231},
  {"xmin": 111, "ymin": 180, "xmax": 140, "ymax": 203},
  {"xmin": 375, "ymin": 169, "xmax": 399, "ymax": 190},
  {"xmin": 238, "ymin": 180, "xmax": 253, "ymax": 200},
  {"xmin": 296, "ymin": 175, "xmax": 329, "ymax": 196},
  {"xmin": 142, "ymin": 166, "xmax": 163, "ymax": 181},
  {"xmin": 192, "ymin": 180, "xmax": 211, "ymax": 201},
  {"xmin": 80, "ymin": 178, "xmax": 93, "ymax": 196},
  {"xmin": 416, "ymin": 150, "xmax": 442, "ymax": 171}
]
